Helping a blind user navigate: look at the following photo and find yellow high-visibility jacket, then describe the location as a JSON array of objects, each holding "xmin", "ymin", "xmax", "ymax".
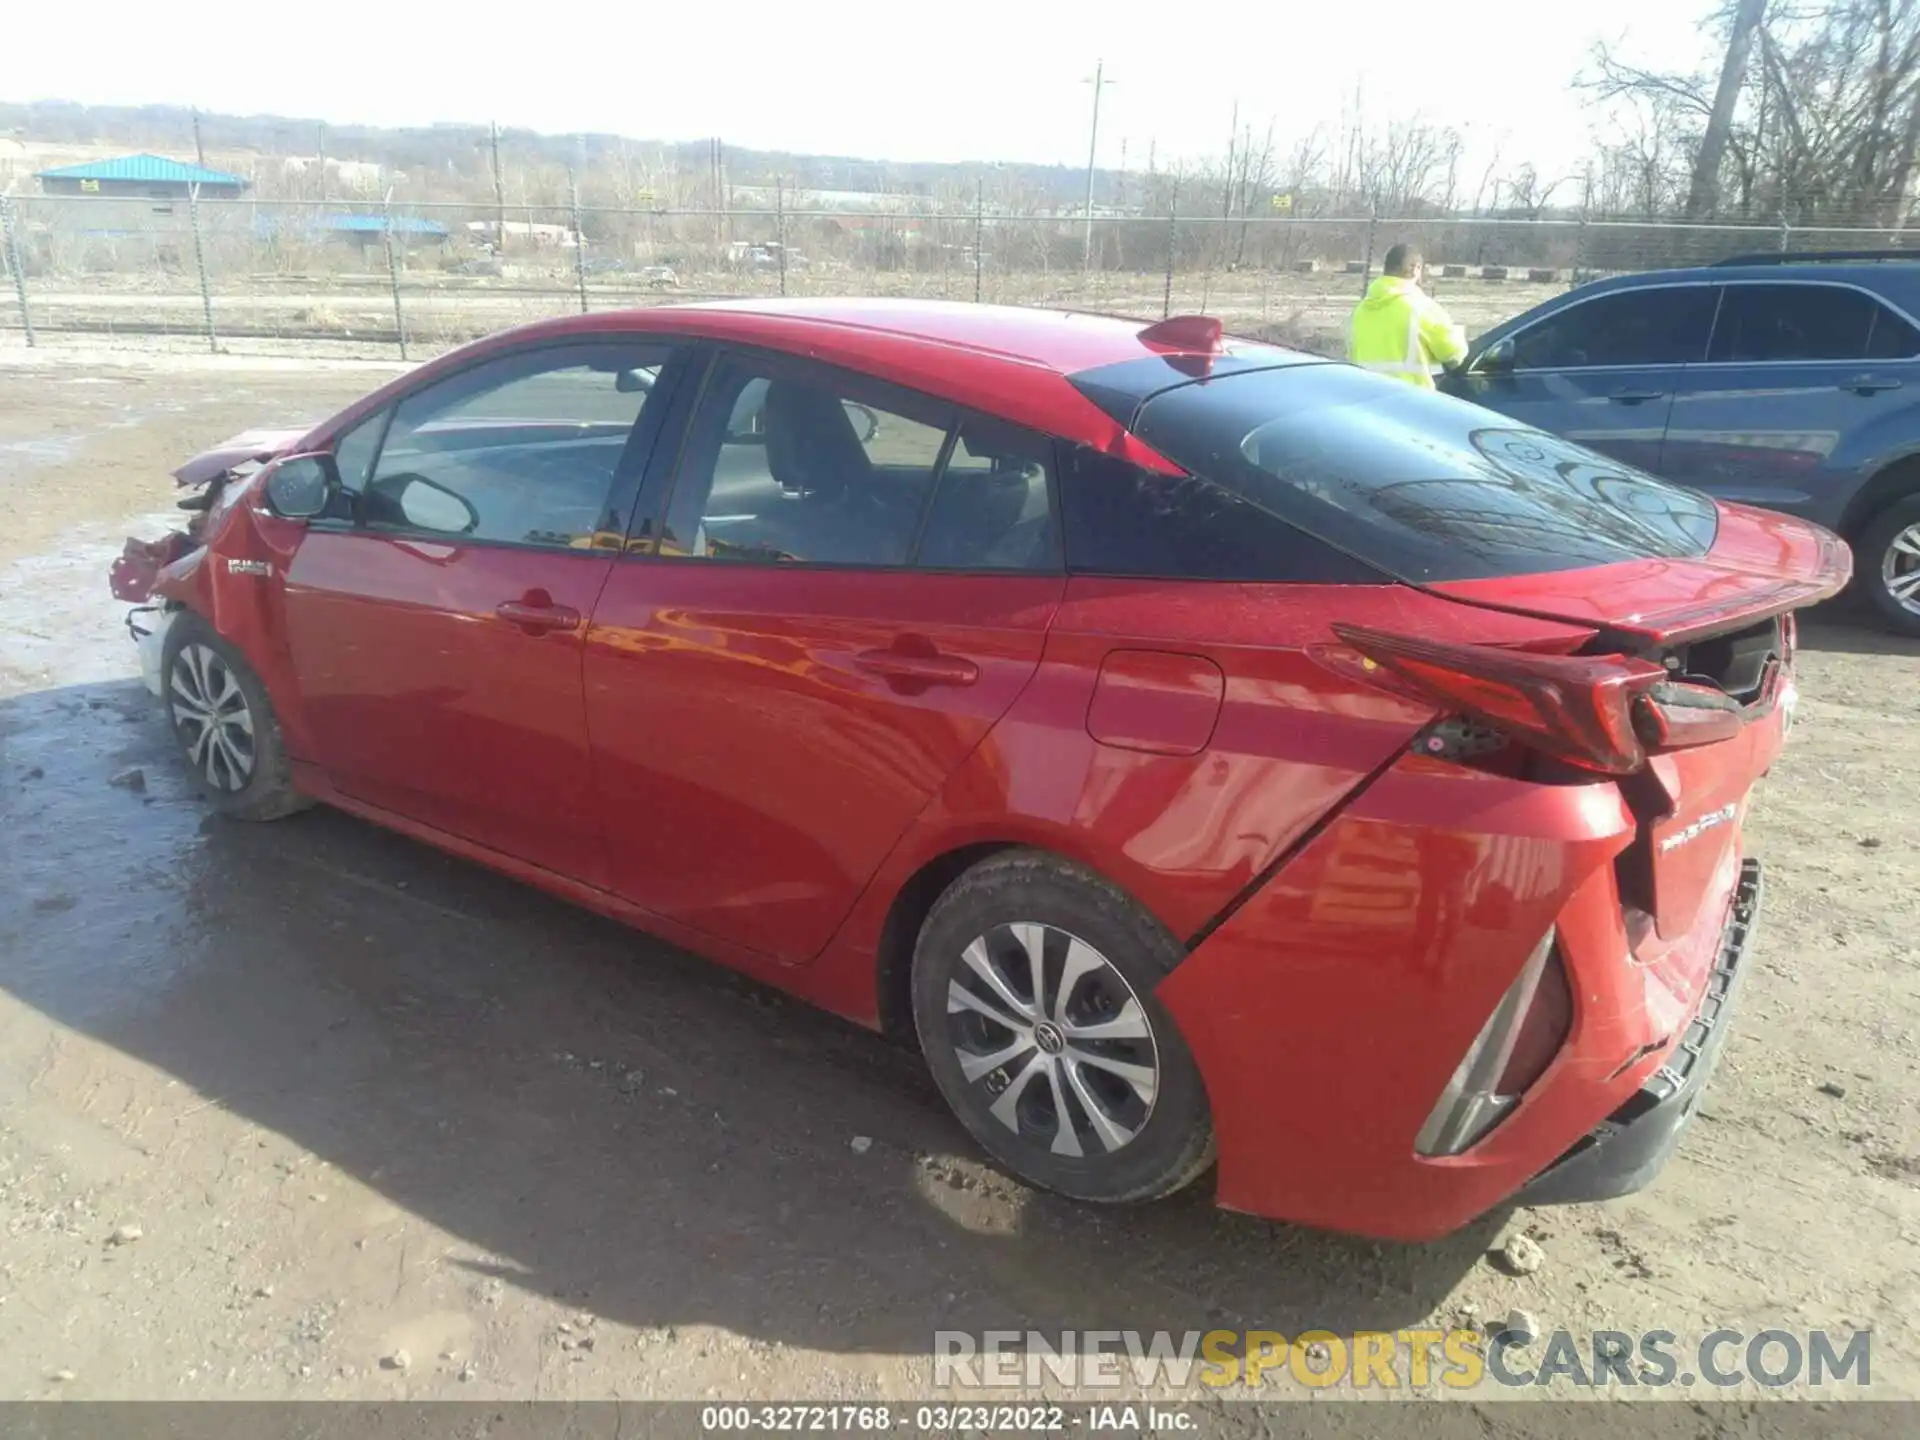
[{"xmin": 1348, "ymin": 275, "xmax": 1469, "ymax": 389}]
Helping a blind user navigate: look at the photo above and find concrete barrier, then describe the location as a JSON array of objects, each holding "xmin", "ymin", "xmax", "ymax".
[
  {"xmin": 1293, "ymin": 258, "xmax": 1320, "ymax": 273},
  {"xmin": 1344, "ymin": 259, "xmax": 1368, "ymax": 274},
  {"xmin": 1480, "ymin": 265, "xmax": 1509, "ymax": 280},
  {"xmin": 1441, "ymin": 263, "xmax": 1468, "ymax": 278},
  {"xmin": 1526, "ymin": 267, "xmax": 1559, "ymax": 283}
]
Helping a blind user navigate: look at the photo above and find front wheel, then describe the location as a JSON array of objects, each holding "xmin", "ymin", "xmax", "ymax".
[
  {"xmin": 910, "ymin": 851, "xmax": 1214, "ymax": 1204},
  {"xmin": 1858, "ymin": 494, "xmax": 1920, "ymax": 637},
  {"xmin": 160, "ymin": 610, "xmax": 308, "ymax": 821}
]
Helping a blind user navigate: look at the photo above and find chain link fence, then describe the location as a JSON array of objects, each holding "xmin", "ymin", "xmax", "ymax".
[{"xmin": 5, "ymin": 192, "xmax": 1919, "ymax": 363}]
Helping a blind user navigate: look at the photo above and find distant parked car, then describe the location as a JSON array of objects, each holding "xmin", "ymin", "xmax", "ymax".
[{"xmin": 1444, "ymin": 251, "xmax": 1920, "ymax": 634}]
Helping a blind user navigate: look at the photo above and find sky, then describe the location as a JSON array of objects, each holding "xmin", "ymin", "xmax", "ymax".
[{"xmin": 9, "ymin": 0, "xmax": 1719, "ymax": 182}]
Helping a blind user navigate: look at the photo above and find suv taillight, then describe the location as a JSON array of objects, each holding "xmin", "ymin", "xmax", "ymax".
[{"xmin": 1414, "ymin": 932, "xmax": 1572, "ymax": 1157}]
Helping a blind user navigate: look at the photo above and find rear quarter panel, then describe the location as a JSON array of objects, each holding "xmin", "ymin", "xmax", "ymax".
[{"xmin": 807, "ymin": 579, "xmax": 1600, "ymax": 1023}]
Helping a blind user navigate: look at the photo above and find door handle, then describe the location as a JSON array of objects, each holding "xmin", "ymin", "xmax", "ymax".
[
  {"xmin": 1843, "ymin": 375, "xmax": 1902, "ymax": 395},
  {"xmin": 496, "ymin": 599, "xmax": 581, "ymax": 634},
  {"xmin": 853, "ymin": 647, "xmax": 980, "ymax": 689},
  {"xmin": 1608, "ymin": 389, "xmax": 1666, "ymax": 405}
]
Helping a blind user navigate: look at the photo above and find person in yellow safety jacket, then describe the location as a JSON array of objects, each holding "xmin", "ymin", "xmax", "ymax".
[{"xmin": 1348, "ymin": 243, "xmax": 1469, "ymax": 390}]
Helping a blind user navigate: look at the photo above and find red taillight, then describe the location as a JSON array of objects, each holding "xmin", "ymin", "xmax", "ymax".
[{"xmin": 1332, "ymin": 623, "xmax": 1666, "ymax": 775}]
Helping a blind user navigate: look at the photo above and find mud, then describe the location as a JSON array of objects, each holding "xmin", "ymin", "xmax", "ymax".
[{"xmin": 0, "ymin": 356, "xmax": 1917, "ymax": 1403}]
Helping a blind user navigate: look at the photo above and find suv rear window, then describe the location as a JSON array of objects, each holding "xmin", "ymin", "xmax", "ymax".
[{"xmin": 1122, "ymin": 364, "xmax": 1719, "ymax": 582}]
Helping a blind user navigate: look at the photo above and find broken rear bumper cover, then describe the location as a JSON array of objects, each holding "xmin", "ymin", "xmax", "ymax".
[{"xmin": 1519, "ymin": 858, "xmax": 1763, "ymax": 1207}]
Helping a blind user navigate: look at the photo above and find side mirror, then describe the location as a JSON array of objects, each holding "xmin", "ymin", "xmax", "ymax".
[
  {"xmin": 1475, "ymin": 338, "xmax": 1516, "ymax": 376},
  {"xmin": 615, "ymin": 367, "xmax": 655, "ymax": 394},
  {"xmin": 395, "ymin": 475, "xmax": 480, "ymax": 535},
  {"xmin": 263, "ymin": 453, "xmax": 339, "ymax": 519}
]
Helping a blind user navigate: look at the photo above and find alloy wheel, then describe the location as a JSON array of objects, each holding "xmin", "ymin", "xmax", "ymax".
[
  {"xmin": 944, "ymin": 922, "xmax": 1160, "ymax": 1158},
  {"xmin": 169, "ymin": 642, "xmax": 256, "ymax": 792},
  {"xmin": 1884, "ymin": 522, "xmax": 1920, "ymax": 617}
]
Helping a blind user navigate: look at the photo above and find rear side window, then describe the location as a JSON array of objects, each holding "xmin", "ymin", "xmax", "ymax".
[
  {"xmin": 659, "ymin": 355, "xmax": 951, "ymax": 566},
  {"xmin": 1710, "ymin": 282, "xmax": 1920, "ymax": 362},
  {"xmin": 1056, "ymin": 446, "xmax": 1380, "ymax": 582},
  {"xmin": 1510, "ymin": 286, "xmax": 1717, "ymax": 369},
  {"xmin": 915, "ymin": 419, "xmax": 1060, "ymax": 572},
  {"xmin": 1122, "ymin": 364, "xmax": 1719, "ymax": 583}
]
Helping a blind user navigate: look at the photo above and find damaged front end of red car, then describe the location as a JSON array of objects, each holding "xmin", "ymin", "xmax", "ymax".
[{"xmin": 109, "ymin": 427, "xmax": 308, "ymax": 691}]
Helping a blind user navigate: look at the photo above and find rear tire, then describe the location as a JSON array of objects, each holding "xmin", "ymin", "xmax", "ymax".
[
  {"xmin": 1857, "ymin": 493, "xmax": 1920, "ymax": 637},
  {"xmin": 160, "ymin": 610, "xmax": 308, "ymax": 821},
  {"xmin": 910, "ymin": 850, "xmax": 1214, "ymax": 1204}
]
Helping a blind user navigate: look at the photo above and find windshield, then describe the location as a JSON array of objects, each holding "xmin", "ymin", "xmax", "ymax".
[{"xmin": 1128, "ymin": 364, "xmax": 1719, "ymax": 583}]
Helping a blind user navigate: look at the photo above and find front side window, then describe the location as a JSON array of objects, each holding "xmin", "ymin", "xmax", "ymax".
[
  {"xmin": 660, "ymin": 357, "xmax": 953, "ymax": 565},
  {"xmin": 1709, "ymin": 283, "xmax": 1920, "ymax": 363},
  {"xmin": 331, "ymin": 410, "xmax": 387, "ymax": 493},
  {"xmin": 1509, "ymin": 286, "xmax": 1718, "ymax": 370},
  {"xmin": 361, "ymin": 344, "xmax": 671, "ymax": 548}
]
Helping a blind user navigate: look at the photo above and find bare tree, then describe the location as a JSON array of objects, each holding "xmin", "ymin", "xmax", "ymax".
[
  {"xmin": 1689, "ymin": 0, "xmax": 1773, "ymax": 215},
  {"xmin": 1588, "ymin": 0, "xmax": 1920, "ymax": 224}
]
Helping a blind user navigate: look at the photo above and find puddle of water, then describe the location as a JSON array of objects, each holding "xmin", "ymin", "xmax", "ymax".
[{"xmin": 0, "ymin": 436, "xmax": 82, "ymax": 465}]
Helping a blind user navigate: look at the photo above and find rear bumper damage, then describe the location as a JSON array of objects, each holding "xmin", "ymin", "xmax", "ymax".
[
  {"xmin": 1518, "ymin": 858, "xmax": 1761, "ymax": 1206},
  {"xmin": 1156, "ymin": 743, "xmax": 1765, "ymax": 1241}
]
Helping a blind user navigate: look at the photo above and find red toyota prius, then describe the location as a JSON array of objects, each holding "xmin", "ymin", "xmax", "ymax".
[{"xmin": 112, "ymin": 299, "xmax": 1848, "ymax": 1240}]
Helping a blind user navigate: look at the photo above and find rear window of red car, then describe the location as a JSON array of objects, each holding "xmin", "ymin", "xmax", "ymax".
[{"xmin": 1078, "ymin": 362, "xmax": 1719, "ymax": 583}]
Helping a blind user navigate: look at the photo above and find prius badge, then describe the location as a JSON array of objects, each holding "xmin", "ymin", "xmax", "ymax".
[{"xmin": 1659, "ymin": 803, "xmax": 1739, "ymax": 854}]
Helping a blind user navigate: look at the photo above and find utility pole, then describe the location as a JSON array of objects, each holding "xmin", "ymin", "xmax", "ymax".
[
  {"xmin": 192, "ymin": 109, "xmax": 206, "ymax": 168},
  {"xmin": 1081, "ymin": 59, "xmax": 1115, "ymax": 271},
  {"xmin": 316, "ymin": 122, "xmax": 327, "ymax": 203},
  {"xmin": 1222, "ymin": 101, "xmax": 1238, "ymax": 221},
  {"xmin": 490, "ymin": 120, "xmax": 506, "ymax": 253}
]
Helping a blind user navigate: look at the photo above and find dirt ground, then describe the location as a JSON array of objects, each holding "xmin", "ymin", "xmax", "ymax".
[{"xmin": 1, "ymin": 352, "xmax": 1917, "ymax": 1408}]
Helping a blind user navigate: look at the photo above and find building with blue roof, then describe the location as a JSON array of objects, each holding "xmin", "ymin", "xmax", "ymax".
[
  {"xmin": 37, "ymin": 153, "xmax": 249, "ymax": 199},
  {"xmin": 316, "ymin": 214, "xmax": 449, "ymax": 239}
]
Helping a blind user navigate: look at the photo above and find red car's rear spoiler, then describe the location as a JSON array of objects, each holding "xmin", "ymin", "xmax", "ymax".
[{"xmin": 1429, "ymin": 503, "xmax": 1853, "ymax": 649}]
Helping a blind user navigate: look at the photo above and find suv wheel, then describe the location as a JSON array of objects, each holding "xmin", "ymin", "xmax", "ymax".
[
  {"xmin": 910, "ymin": 851, "xmax": 1214, "ymax": 1204},
  {"xmin": 1859, "ymin": 494, "xmax": 1920, "ymax": 637}
]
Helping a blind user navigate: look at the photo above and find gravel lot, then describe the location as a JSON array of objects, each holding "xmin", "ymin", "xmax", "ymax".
[{"xmin": 0, "ymin": 351, "xmax": 1916, "ymax": 1406}]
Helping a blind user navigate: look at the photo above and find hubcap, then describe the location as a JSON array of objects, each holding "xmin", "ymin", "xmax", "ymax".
[
  {"xmin": 1886, "ymin": 522, "xmax": 1920, "ymax": 616},
  {"xmin": 169, "ymin": 643, "xmax": 255, "ymax": 792},
  {"xmin": 944, "ymin": 923, "xmax": 1159, "ymax": 1159}
]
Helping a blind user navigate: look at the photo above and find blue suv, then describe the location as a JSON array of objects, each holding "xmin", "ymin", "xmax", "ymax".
[{"xmin": 1443, "ymin": 251, "xmax": 1920, "ymax": 634}]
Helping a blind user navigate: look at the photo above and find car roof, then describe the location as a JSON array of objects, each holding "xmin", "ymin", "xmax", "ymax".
[
  {"xmin": 512, "ymin": 296, "xmax": 1309, "ymax": 372},
  {"xmin": 1573, "ymin": 260, "xmax": 1920, "ymax": 289},
  {"xmin": 369, "ymin": 299, "xmax": 1315, "ymax": 452}
]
